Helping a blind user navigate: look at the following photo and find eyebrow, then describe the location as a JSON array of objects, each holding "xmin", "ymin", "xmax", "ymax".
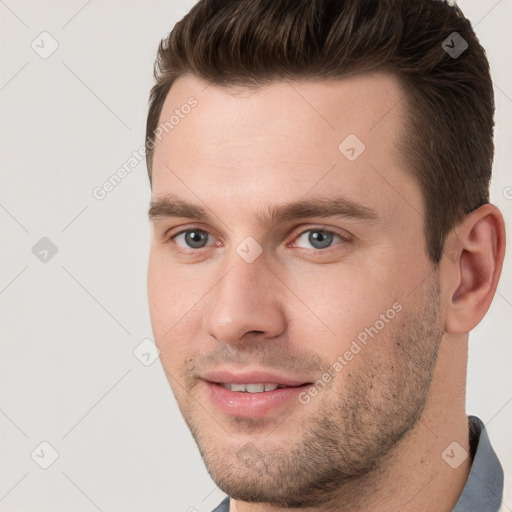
[{"xmin": 148, "ymin": 193, "xmax": 379, "ymax": 226}]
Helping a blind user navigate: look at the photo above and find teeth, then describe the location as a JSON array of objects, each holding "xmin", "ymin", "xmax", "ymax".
[
  {"xmin": 222, "ymin": 383, "xmax": 280, "ymax": 393},
  {"xmin": 246, "ymin": 383, "xmax": 265, "ymax": 393}
]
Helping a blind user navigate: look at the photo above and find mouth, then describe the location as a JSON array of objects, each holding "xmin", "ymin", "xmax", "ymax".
[
  {"xmin": 201, "ymin": 370, "xmax": 314, "ymax": 418},
  {"xmin": 214, "ymin": 382, "xmax": 306, "ymax": 392}
]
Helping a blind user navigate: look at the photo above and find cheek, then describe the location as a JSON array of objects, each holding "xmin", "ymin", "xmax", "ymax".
[
  {"xmin": 147, "ymin": 252, "xmax": 170, "ymax": 331},
  {"xmin": 287, "ymin": 263, "xmax": 402, "ymax": 348},
  {"xmin": 147, "ymin": 250, "xmax": 209, "ymax": 362},
  {"xmin": 148, "ymin": 251, "xmax": 191, "ymax": 340}
]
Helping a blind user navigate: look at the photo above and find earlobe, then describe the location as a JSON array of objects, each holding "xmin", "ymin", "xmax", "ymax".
[{"xmin": 445, "ymin": 204, "xmax": 506, "ymax": 334}]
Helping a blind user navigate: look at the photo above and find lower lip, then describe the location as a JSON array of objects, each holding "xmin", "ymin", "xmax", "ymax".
[{"xmin": 204, "ymin": 381, "xmax": 311, "ymax": 418}]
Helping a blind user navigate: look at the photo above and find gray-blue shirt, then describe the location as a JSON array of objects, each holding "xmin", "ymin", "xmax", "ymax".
[{"xmin": 211, "ymin": 415, "xmax": 504, "ymax": 512}]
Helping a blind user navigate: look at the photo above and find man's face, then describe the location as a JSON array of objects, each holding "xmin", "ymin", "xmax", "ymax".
[{"xmin": 147, "ymin": 73, "xmax": 445, "ymax": 507}]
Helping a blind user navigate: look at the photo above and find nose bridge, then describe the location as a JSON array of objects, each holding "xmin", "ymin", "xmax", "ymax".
[{"xmin": 202, "ymin": 247, "xmax": 285, "ymax": 344}]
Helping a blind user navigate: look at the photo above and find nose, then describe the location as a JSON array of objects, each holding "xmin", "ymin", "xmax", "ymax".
[{"xmin": 202, "ymin": 251, "xmax": 287, "ymax": 345}]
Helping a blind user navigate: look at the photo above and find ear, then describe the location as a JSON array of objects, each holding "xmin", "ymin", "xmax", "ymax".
[{"xmin": 443, "ymin": 204, "xmax": 506, "ymax": 334}]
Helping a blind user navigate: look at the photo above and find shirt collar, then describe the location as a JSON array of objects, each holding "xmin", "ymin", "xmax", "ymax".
[{"xmin": 452, "ymin": 415, "xmax": 504, "ymax": 511}]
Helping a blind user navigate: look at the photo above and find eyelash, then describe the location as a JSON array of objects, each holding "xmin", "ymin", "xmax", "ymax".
[{"xmin": 164, "ymin": 226, "xmax": 351, "ymax": 254}]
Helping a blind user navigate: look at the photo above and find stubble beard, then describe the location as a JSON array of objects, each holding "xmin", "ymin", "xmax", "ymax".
[{"xmin": 174, "ymin": 276, "xmax": 443, "ymax": 509}]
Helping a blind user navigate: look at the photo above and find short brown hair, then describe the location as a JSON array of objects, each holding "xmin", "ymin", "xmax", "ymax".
[{"xmin": 145, "ymin": 0, "xmax": 494, "ymax": 263}]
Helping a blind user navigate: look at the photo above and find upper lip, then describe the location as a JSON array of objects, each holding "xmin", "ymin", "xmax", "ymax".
[{"xmin": 201, "ymin": 369, "xmax": 312, "ymax": 387}]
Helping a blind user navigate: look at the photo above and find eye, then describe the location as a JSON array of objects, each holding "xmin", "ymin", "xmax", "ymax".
[
  {"xmin": 171, "ymin": 228, "xmax": 215, "ymax": 250},
  {"xmin": 164, "ymin": 226, "xmax": 350, "ymax": 254},
  {"xmin": 293, "ymin": 228, "xmax": 348, "ymax": 251}
]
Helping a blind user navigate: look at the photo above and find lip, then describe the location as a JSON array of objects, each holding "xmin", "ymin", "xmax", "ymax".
[{"xmin": 201, "ymin": 369, "xmax": 313, "ymax": 418}]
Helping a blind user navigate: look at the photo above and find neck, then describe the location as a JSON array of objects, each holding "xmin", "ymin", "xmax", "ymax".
[{"xmin": 231, "ymin": 334, "xmax": 471, "ymax": 512}]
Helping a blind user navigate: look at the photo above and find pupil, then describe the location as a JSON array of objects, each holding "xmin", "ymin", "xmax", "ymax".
[
  {"xmin": 186, "ymin": 230, "xmax": 207, "ymax": 248},
  {"xmin": 310, "ymin": 231, "xmax": 332, "ymax": 249}
]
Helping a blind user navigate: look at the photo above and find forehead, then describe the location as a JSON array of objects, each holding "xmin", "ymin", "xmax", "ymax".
[
  {"xmin": 154, "ymin": 71, "xmax": 406, "ymax": 157},
  {"xmin": 150, "ymin": 73, "xmax": 422, "ymax": 228}
]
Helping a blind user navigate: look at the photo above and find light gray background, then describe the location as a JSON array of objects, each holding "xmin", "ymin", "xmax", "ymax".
[{"xmin": 0, "ymin": 1, "xmax": 510, "ymax": 511}]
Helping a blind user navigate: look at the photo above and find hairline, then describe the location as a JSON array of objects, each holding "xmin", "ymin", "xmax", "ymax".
[{"xmin": 146, "ymin": 68, "xmax": 413, "ymax": 177}]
